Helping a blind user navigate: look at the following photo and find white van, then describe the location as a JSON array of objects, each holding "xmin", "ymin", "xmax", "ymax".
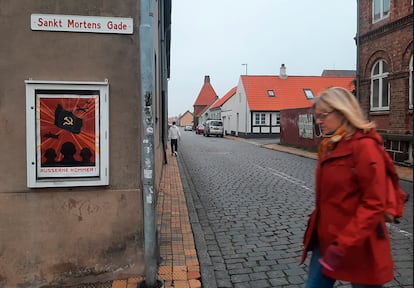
[{"xmin": 203, "ymin": 120, "xmax": 224, "ymax": 137}]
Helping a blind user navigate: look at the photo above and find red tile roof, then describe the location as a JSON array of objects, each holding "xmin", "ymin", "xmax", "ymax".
[
  {"xmin": 241, "ymin": 75, "xmax": 355, "ymax": 111},
  {"xmin": 193, "ymin": 76, "xmax": 218, "ymax": 117},
  {"xmin": 210, "ymin": 87, "xmax": 237, "ymax": 109}
]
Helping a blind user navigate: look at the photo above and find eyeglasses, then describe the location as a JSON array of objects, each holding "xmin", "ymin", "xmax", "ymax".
[{"xmin": 314, "ymin": 111, "xmax": 334, "ymax": 121}]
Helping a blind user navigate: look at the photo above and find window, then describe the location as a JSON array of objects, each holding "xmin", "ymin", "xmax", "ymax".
[
  {"xmin": 373, "ymin": 0, "xmax": 390, "ymax": 23},
  {"xmin": 267, "ymin": 90, "xmax": 275, "ymax": 97},
  {"xmin": 275, "ymin": 112, "xmax": 280, "ymax": 125},
  {"xmin": 209, "ymin": 120, "xmax": 223, "ymax": 126},
  {"xmin": 410, "ymin": 55, "xmax": 413, "ymax": 109},
  {"xmin": 303, "ymin": 89, "xmax": 314, "ymax": 99},
  {"xmin": 371, "ymin": 60, "xmax": 389, "ymax": 111},
  {"xmin": 254, "ymin": 113, "xmax": 266, "ymax": 125}
]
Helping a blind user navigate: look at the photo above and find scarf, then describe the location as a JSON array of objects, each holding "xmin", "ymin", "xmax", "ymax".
[{"xmin": 318, "ymin": 124, "xmax": 349, "ymax": 161}]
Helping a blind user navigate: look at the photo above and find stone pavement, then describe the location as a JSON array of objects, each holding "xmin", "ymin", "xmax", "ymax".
[
  {"xmin": 111, "ymin": 140, "xmax": 412, "ymax": 288},
  {"xmin": 156, "ymin": 151, "xmax": 201, "ymax": 288}
]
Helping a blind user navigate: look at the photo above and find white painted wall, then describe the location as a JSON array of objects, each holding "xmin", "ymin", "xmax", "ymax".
[
  {"xmin": 210, "ymin": 108, "xmax": 221, "ymax": 120},
  {"xmin": 221, "ymin": 77, "xmax": 250, "ymax": 135},
  {"xmin": 251, "ymin": 112, "xmax": 280, "ymax": 134}
]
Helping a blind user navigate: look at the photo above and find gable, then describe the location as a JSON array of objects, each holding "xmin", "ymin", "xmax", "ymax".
[{"xmin": 179, "ymin": 110, "xmax": 193, "ymax": 122}]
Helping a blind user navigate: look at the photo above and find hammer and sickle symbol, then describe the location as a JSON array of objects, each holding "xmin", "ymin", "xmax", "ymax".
[{"xmin": 63, "ymin": 116, "xmax": 74, "ymax": 126}]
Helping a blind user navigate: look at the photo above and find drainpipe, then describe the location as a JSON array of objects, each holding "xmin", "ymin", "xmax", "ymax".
[
  {"xmin": 356, "ymin": 0, "xmax": 360, "ymax": 100},
  {"xmin": 140, "ymin": 0, "xmax": 158, "ymax": 286},
  {"xmin": 161, "ymin": 1, "xmax": 170, "ymax": 165}
]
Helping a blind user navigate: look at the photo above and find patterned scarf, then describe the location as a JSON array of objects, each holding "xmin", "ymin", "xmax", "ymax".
[{"xmin": 318, "ymin": 124, "xmax": 349, "ymax": 161}]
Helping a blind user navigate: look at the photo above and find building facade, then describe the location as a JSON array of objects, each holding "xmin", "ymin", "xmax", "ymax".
[
  {"xmin": 0, "ymin": 1, "xmax": 171, "ymax": 287},
  {"xmin": 178, "ymin": 110, "xmax": 193, "ymax": 127},
  {"xmin": 357, "ymin": 0, "xmax": 413, "ymax": 165}
]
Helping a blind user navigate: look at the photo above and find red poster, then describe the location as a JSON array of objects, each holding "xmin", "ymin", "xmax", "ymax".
[{"xmin": 36, "ymin": 94, "xmax": 99, "ymax": 178}]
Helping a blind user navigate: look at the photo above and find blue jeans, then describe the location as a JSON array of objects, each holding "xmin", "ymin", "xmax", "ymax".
[{"xmin": 304, "ymin": 247, "xmax": 383, "ymax": 288}]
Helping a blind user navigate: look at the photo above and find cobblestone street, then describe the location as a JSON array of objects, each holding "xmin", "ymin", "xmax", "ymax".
[{"xmin": 176, "ymin": 131, "xmax": 413, "ymax": 288}]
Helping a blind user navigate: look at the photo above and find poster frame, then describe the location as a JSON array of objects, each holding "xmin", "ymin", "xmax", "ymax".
[{"xmin": 25, "ymin": 80, "xmax": 109, "ymax": 188}]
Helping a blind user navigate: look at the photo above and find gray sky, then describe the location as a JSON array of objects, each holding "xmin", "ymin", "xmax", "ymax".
[{"xmin": 168, "ymin": 0, "xmax": 357, "ymax": 117}]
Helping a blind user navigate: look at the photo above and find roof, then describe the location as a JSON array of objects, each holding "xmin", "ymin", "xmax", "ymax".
[
  {"xmin": 179, "ymin": 110, "xmax": 193, "ymax": 118},
  {"xmin": 241, "ymin": 75, "xmax": 355, "ymax": 111},
  {"xmin": 210, "ymin": 87, "xmax": 237, "ymax": 109},
  {"xmin": 193, "ymin": 76, "xmax": 219, "ymax": 117},
  {"xmin": 193, "ymin": 76, "xmax": 218, "ymax": 107},
  {"xmin": 321, "ymin": 70, "xmax": 356, "ymax": 77}
]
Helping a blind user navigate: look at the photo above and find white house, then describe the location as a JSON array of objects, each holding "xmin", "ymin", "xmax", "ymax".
[{"xmin": 221, "ymin": 65, "xmax": 355, "ymax": 137}]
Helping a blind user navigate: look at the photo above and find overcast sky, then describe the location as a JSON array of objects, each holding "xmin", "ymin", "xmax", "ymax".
[{"xmin": 168, "ymin": 0, "xmax": 357, "ymax": 117}]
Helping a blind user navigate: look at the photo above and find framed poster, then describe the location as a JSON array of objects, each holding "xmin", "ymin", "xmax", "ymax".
[{"xmin": 25, "ymin": 80, "xmax": 109, "ymax": 188}]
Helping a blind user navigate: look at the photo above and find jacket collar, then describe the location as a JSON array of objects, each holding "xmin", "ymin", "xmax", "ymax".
[{"xmin": 319, "ymin": 129, "xmax": 382, "ymax": 164}]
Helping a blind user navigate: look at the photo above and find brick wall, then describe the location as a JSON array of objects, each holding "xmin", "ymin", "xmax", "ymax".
[{"xmin": 358, "ymin": 1, "xmax": 413, "ymax": 165}]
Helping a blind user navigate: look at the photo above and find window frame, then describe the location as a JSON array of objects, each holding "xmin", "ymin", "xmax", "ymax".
[
  {"xmin": 372, "ymin": 0, "xmax": 390, "ymax": 23},
  {"xmin": 370, "ymin": 60, "xmax": 390, "ymax": 111},
  {"xmin": 275, "ymin": 112, "xmax": 280, "ymax": 125},
  {"xmin": 254, "ymin": 112, "xmax": 266, "ymax": 125},
  {"xmin": 303, "ymin": 88, "xmax": 314, "ymax": 99}
]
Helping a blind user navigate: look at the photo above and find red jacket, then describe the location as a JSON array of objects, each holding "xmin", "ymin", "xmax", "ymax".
[{"xmin": 301, "ymin": 130, "xmax": 394, "ymax": 284}]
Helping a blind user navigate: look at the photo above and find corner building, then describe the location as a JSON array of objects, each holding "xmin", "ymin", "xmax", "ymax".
[
  {"xmin": 0, "ymin": 1, "xmax": 171, "ymax": 287},
  {"xmin": 357, "ymin": 0, "xmax": 413, "ymax": 165}
]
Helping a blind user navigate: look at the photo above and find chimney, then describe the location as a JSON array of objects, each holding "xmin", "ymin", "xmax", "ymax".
[
  {"xmin": 279, "ymin": 64, "xmax": 288, "ymax": 79},
  {"xmin": 204, "ymin": 75, "xmax": 210, "ymax": 83}
]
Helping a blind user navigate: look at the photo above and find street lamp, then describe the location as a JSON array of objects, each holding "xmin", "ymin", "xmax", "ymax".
[{"xmin": 241, "ymin": 63, "xmax": 248, "ymax": 135}]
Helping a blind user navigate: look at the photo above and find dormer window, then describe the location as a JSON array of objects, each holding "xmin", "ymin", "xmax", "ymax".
[
  {"xmin": 267, "ymin": 90, "xmax": 275, "ymax": 97},
  {"xmin": 303, "ymin": 89, "xmax": 314, "ymax": 99}
]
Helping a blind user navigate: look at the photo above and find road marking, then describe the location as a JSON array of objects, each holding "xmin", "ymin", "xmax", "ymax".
[
  {"xmin": 387, "ymin": 223, "xmax": 413, "ymax": 240},
  {"xmin": 253, "ymin": 164, "xmax": 312, "ymax": 191}
]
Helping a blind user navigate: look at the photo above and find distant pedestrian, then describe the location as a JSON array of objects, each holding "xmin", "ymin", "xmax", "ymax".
[
  {"xmin": 168, "ymin": 121, "xmax": 181, "ymax": 156},
  {"xmin": 302, "ymin": 87, "xmax": 394, "ymax": 288}
]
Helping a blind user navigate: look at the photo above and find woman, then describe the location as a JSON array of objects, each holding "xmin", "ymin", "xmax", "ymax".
[{"xmin": 302, "ymin": 87, "xmax": 394, "ymax": 288}]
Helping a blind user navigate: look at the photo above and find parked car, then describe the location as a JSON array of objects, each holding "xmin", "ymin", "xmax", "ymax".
[
  {"xmin": 195, "ymin": 124, "xmax": 205, "ymax": 135},
  {"xmin": 204, "ymin": 120, "xmax": 224, "ymax": 137},
  {"xmin": 184, "ymin": 125, "xmax": 193, "ymax": 131}
]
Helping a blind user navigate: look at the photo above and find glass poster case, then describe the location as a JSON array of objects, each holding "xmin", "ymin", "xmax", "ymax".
[{"xmin": 25, "ymin": 80, "xmax": 109, "ymax": 188}]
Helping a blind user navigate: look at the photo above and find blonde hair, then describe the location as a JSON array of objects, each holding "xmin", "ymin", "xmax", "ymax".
[{"xmin": 312, "ymin": 87, "xmax": 376, "ymax": 133}]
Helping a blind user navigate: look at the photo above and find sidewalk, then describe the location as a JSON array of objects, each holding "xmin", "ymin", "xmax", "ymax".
[
  {"xmin": 155, "ymin": 152, "xmax": 201, "ymax": 288},
  {"xmin": 111, "ymin": 152, "xmax": 201, "ymax": 288}
]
